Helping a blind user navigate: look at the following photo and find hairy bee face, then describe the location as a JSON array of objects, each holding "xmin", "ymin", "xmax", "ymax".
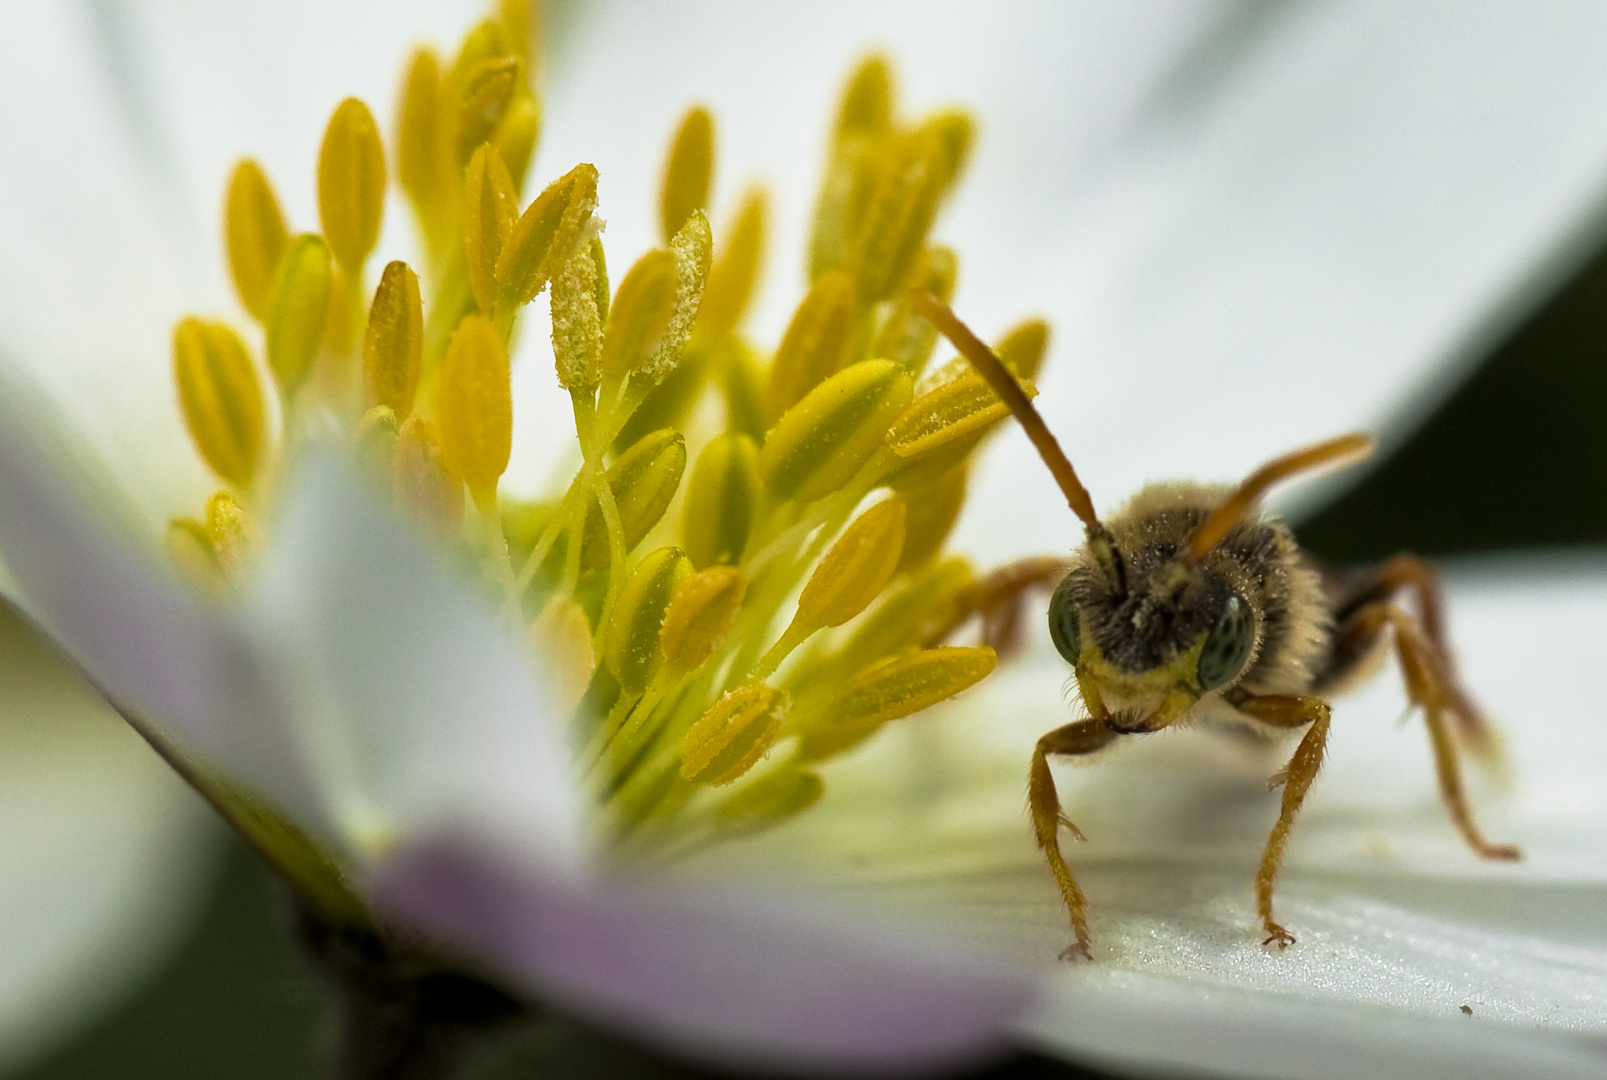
[{"xmin": 1047, "ymin": 549, "xmax": 1260, "ymax": 716}]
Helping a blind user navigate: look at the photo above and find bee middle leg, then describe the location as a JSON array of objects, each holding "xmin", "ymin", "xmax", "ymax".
[
  {"xmin": 1236, "ymin": 694, "xmax": 1333, "ymax": 948},
  {"xmin": 1336, "ymin": 600, "xmax": 1521, "ymax": 862},
  {"xmin": 1029, "ymin": 717, "xmax": 1119, "ymax": 961}
]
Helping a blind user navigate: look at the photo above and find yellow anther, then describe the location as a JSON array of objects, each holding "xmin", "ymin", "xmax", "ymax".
[
  {"xmin": 660, "ymin": 566, "xmax": 745, "ymax": 672},
  {"xmin": 494, "ymin": 92, "xmax": 542, "ymax": 192},
  {"xmin": 809, "ymin": 55, "xmax": 895, "ymax": 281},
  {"xmin": 697, "ymin": 188, "xmax": 768, "ymax": 338},
  {"xmin": 847, "ymin": 121, "xmax": 959, "ymax": 303},
  {"xmin": 224, "ymin": 160, "xmax": 289, "ymax": 322},
  {"xmin": 717, "ymin": 768, "xmax": 824, "ymax": 830},
  {"xmin": 495, "ymin": 162, "xmax": 599, "ymax": 313},
  {"xmin": 603, "ymin": 546, "xmax": 689, "ymax": 695},
  {"xmin": 317, "ymin": 97, "xmax": 387, "ymax": 274},
  {"xmin": 393, "ymin": 415, "xmax": 465, "ymax": 546},
  {"xmin": 550, "ymin": 238, "xmax": 606, "ymax": 390},
  {"xmin": 580, "ymin": 428, "xmax": 687, "ymax": 570},
  {"xmin": 363, "ymin": 261, "xmax": 423, "ymax": 419},
  {"xmin": 759, "ymin": 359, "xmax": 912, "ymax": 503},
  {"xmin": 798, "ymin": 645, "xmax": 996, "ymax": 760},
  {"xmin": 659, "ymin": 106, "xmax": 714, "ymax": 245},
  {"xmin": 922, "ymin": 109, "xmax": 974, "ymax": 195},
  {"xmin": 451, "ymin": 18, "xmax": 510, "ymax": 82},
  {"xmin": 265, "ymin": 233, "xmax": 333, "ymax": 395},
  {"xmin": 643, "ymin": 210, "xmax": 712, "ymax": 382},
  {"xmin": 206, "ymin": 490, "xmax": 258, "ymax": 579},
  {"xmin": 396, "ymin": 47, "xmax": 448, "ymax": 241},
  {"xmin": 498, "ymin": 0, "xmax": 536, "ymax": 60},
  {"xmin": 896, "ymin": 464, "xmax": 969, "ymax": 573},
  {"xmin": 166, "ymin": 516, "xmax": 223, "ymax": 593},
  {"xmin": 997, "ymin": 317, "xmax": 1050, "ymax": 382},
  {"xmin": 598, "ymin": 248, "xmax": 678, "ymax": 380},
  {"xmin": 873, "ymin": 245, "xmax": 957, "ymax": 374},
  {"xmin": 464, "ymin": 144, "xmax": 519, "ymax": 315},
  {"xmin": 172, "ymin": 317, "xmax": 265, "ymax": 489},
  {"xmin": 437, "ymin": 313, "xmax": 512, "ymax": 508},
  {"xmin": 836, "ymin": 55, "xmax": 894, "ymax": 140},
  {"xmin": 886, "ymin": 367, "xmax": 1035, "ymax": 461},
  {"xmin": 530, "ymin": 595, "xmax": 596, "ymax": 714},
  {"xmin": 796, "ymin": 496, "xmax": 906, "ymax": 630},
  {"xmin": 764, "ymin": 269, "xmax": 857, "ymax": 423},
  {"xmin": 354, "ymin": 405, "xmax": 399, "ymax": 481},
  {"xmin": 842, "ymin": 555, "xmax": 975, "ymax": 661},
  {"xmin": 458, "ymin": 56, "xmax": 523, "ymax": 164},
  {"xmin": 682, "ymin": 432, "xmax": 759, "ymax": 569},
  {"xmin": 681, "ymin": 683, "xmax": 789, "ymax": 786}
]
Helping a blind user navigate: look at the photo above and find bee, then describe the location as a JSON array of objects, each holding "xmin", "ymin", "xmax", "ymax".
[{"xmin": 912, "ymin": 292, "xmax": 1521, "ymax": 961}]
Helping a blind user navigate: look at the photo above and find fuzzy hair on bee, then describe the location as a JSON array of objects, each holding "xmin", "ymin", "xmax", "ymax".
[{"xmin": 912, "ymin": 291, "xmax": 1520, "ymax": 961}]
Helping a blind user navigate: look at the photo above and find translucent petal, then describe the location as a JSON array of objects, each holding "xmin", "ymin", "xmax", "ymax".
[
  {"xmin": 247, "ymin": 455, "xmax": 586, "ymax": 871},
  {"xmin": 0, "ymin": 604, "xmax": 213, "ymax": 1074},
  {"xmin": 371, "ymin": 837, "xmax": 1038, "ymax": 1075}
]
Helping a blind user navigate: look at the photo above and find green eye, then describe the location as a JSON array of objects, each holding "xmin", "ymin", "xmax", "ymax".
[
  {"xmin": 1047, "ymin": 578, "xmax": 1081, "ymax": 665},
  {"xmin": 1197, "ymin": 593, "xmax": 1254, "ymax": 690}
]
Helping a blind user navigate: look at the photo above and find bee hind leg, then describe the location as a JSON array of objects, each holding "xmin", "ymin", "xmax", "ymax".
[
  {"xmin": 1336, "ymin": 600, "xmax": 1521, "ymax": 862},
  {"xmin": 1236, "ymin": 694, "xmax": 1333, "ymax": 949},
  {"xmin": 1029, "ymin": 718, "xmax": 1119, "ymax": 960},
  {"xmin": 1327, "ymin": 554, "xmax": 1497, "ymax": 759}
]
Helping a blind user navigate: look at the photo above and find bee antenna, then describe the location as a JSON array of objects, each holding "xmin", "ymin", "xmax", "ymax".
[
  {"xmin": 1183, "ymin": 432, "xmax": 1375, "ymax": 563},
  {"xmin": 912, "ymin": 290, "xmax": 1107, "ymax": 540}
]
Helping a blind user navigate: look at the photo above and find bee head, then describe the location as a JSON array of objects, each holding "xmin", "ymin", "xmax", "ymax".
[{"xmin": 1048, "ymin": 538, "xmax": 1258, "ymax": 727}]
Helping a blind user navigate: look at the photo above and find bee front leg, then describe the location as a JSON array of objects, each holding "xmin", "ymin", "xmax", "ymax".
[
  {"xmin": 1336, "ymin": 601, "xmax": 1522, "ymax": 862},
  {"xmin": 1236, "ymin": 694, "xmax": 1333, "ymax": 949},
  {"xmin": 1029, "ymin": 718, "xmax": 1119, "ymax": 960}
]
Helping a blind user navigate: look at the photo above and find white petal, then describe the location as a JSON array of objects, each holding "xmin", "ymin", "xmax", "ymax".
[
  {"xmin": 691, "ymin": 564, "xmax": 1607, "ymax": 1076},
  {"xmin": 371, "ymin": 836, "xmax": 1039, "ymax": 1076},
  {"xmin": 0, "ymin": 375, "xmax": 326, "ymax": 833},
  {"xmin": 959, "ymin": 2, "xmax": 1607, "ymax": 561},
  {"xmin": 248, "ymin": 454, "xmax": 585, "ymax": 871},
  {"xmin": 0, "ymin": 601, "xmax": 213, "ymax": 1074}
]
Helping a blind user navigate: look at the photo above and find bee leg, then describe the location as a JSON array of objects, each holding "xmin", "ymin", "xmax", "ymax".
[
  {"xmin": 925, "ymin": 555, "xmax": 1067, "ymax": 657},
  {"xmin": 1237, "ymin": 695, "xmax": 1333, "ymax": 949},
  {"xmin": 1338, "ymin": 602, "xmax": 1522, "ymax": 862},
  {"xmin": 1029, "ymin": 718, "xmax": 1119, "ymax": 961},
  {"xmin": 1331, "ymin": 554, "xmax": 1495, "ymax": 756}
]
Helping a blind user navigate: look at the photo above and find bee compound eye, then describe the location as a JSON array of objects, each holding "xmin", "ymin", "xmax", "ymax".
[
  {"xmin": 1047, "ymin": 579, "xmax": 1081, "ymax": 665},
  {"xmin": 1197, "ymin": 593, "xmax": 1255, "ymax": 690}
]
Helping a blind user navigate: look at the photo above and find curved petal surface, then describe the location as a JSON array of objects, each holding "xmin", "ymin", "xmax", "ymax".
[
  {"xmin": 372, "ymin": 837, "xmax": 1039, "ymax": 1076},
  {"xmin": 0, "ymin": 602, "xmax": 214, "ymax": 1074},
  {"xmin": 689, "ymin": 562, "xmax": 1607, "ymax": 1077}
]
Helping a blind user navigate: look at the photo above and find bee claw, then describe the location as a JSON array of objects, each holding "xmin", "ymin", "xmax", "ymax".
[
  {"xmin": 1262, "ymin": 926, "xmax": 1296, "ymax": 950},
  {"xmin": 1059, "ymin": 941, "xmax": 1094, "ymax": 963}
]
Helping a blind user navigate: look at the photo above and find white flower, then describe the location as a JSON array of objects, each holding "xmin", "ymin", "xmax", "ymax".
[{"xmin": 3, "ymin": 1, "xmax": 1607, "ymax": 1077}]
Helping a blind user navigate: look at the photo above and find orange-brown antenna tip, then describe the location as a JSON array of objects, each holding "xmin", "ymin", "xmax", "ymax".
[
  {"xmin": 910, "ymin": 290, "xmax": 1103, "ymax": 535},
  {"xmin": 1185, "ymin": 432, "xmax": 1374, "ymax": 562}
]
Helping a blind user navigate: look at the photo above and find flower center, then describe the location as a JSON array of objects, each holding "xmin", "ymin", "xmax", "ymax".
[{"xmin": 166, "ymin": 0, "xmax": 1051, "ymax": 852}]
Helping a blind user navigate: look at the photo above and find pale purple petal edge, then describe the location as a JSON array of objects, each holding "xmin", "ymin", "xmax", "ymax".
[{"xmin": 373, "ymin": 838, "xmax": 1040, "ymax": 1076}]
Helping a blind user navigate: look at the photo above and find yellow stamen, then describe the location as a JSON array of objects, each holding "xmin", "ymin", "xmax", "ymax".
[
  {"xmin": 317, "ymin": 98, "xmax": 388, "ymax": 275},
  {"xmin": 172, "ymin": 317, "xmax": 265, "ymax": 489},
  {"xmin": 265, "ymin": 234, "xmax": 333, "ymax": 395},
  {"xmin": 464, "ymin": 143, "xmax": 519, "ymax": 315},
  {"xmin": 681, "ymin": 684, "xmax": 789, "ymax": 786},
  {"xmin": 759, "ymin": 359, "xmax": 912, "ymax": 503},
  {"xmin": 495, "ymin": 162, "xmax": 599, "ymax": 317},
  {"xmin": 437, "ymin": 314, "xmax": 512, "ymax": 509},
  {"xmin": 660, "ymin": 566, "xmax": 746, "ymax": 673},
  {"xmin": 224, "ymin": 160, "xmax": 290, "ymax": 322},
  {"xmin": 362, "ymin": 261, "xmax": 423, "ymax": 419},
  {"xmin": 659, "ymin": 106, "xmax": 714, "ymax": 245},
  {"xmin": 681, "ymin": 432, "xmax": 759, "ymax": 569}
]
